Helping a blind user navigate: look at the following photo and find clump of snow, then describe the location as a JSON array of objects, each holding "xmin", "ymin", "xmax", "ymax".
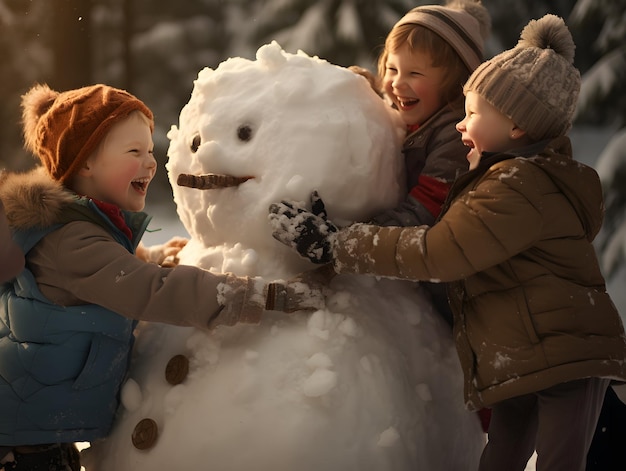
[
  {"xmin": 119, "ymin": 378, "xmax": 142, "ymax": 412},
  {"xmin": 302, "ymin": 366, "xmax": 338, "ymax": 397},
  {"xmin": 498, "ymin": 165, "xmax": 519, "ymax": 180},
  {"xmin": 83, "ymin": 42, "xmax": 484, "ymax": 470},
  {"xmin": 377, "ymin": 426, "xmax": 401, "ymax": 447}
]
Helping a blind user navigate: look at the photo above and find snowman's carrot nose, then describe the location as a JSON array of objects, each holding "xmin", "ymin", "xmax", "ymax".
[{"xmin": 177, "ymin": 173, "xmax": 253, "ymax": 189}]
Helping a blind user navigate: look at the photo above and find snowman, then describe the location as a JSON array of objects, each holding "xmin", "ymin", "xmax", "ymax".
[{"xmin": 84, "ymin": 42, "xmax": 484, "ymax": 470}]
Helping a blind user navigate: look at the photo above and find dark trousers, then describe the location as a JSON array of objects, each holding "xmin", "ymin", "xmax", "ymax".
[
  {"xmin": 422, "ymin": 281, "xmax": 453, "ymax": 327},
  {"xmin": 479, "ymin": 378, "xmax": 609, "ymax": 471},
  {"xmin": 586, "ymin": 385, "xmax": 626, "ymax": 470},
  {"xmin": 0, "ymin": 443, "xmax": 80, "ymax": 471}
]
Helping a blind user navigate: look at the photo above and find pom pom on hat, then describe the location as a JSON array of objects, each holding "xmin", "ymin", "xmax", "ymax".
[
  {"xmin": 22, "ymin": 84, "xmax": 58, "ymax": 159},
  {"xmin": 463, "ymin": 14, "xmax": 581, "ymax": 141},
  {"xmin": 517, "ymin": 14, "xmax": 575, "ymax": 63},
  {"xmin": 396, "ymin": 0, "xmax": 491, "ymax": 71},
  {"xmin": 448, "ymin": 0, "xmax": 491, "ymax": 43},
  {"xmin": 21, "ymin": 83, "xmax": 154, "ymax": 184}
]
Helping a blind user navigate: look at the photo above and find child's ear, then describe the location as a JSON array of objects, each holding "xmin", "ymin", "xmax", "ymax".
[
  {"xmin": 77, "ymin": 159, "xmax": 94, "ymax": 177},
  {"xmin": 510, "ymin": 125, "xmax": 527, "ymax": 140}
]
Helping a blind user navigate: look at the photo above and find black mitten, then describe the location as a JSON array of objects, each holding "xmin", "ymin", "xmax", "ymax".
[{"xmin": 268, "ymin": 191, "xmax": 338, "ymax": 264}]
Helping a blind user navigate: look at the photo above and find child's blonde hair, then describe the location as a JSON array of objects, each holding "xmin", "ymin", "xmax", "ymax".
[
  {"xmin": 378, "ymin": 24, "xmax": 471, "ymax": 106},
  {"xmin": 91, "ymin": 110, "xmax": 153, "ymax": 158},
  {"xmin": 377, "ymin": 0, "xmax": 490, "ymax": 107}
]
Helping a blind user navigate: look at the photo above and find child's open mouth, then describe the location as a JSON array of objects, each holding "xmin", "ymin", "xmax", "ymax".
[
  {"xmin": 398, "ymin": 97, "xmax": 419, "ymax": 110},
  {"xmin": 131, "ymin": 178, "xmax": 150, "ymax": 192}
]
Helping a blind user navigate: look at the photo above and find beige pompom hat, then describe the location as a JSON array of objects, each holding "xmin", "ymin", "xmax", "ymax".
[{"xmin": 464, "ymin": 14, "xmax": 581, "ymax": 141}]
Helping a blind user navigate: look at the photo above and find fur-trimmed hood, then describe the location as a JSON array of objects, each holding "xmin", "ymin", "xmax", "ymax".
[{"xmin": 0, "ymin": 166, "xmax": 75, "ymax": 231}]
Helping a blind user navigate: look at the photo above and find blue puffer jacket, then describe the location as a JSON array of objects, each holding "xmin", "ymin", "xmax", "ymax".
[{"xmin": 0, "ymin": 199, "xmax": 147, "ymax": 445}]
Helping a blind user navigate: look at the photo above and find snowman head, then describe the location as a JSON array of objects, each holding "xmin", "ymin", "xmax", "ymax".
[{"xmin": 166, "ymin": 41, "xmax": 404, "ymax": 277}]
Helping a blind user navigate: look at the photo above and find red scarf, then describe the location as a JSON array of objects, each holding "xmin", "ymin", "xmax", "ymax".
[
  {"xmin": 92, "ymin": 199, "xmax": 132, "ymax": 240},
  {"xmin": 407, "ymin": 123, "xmax": 420, "ymax": 134}
]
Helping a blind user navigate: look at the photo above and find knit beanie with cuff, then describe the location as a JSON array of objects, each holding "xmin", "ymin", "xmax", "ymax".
[
  {"xmin": 21, "ymin": 84, "xmax": 154, "ymax": 184},
  {"xmin": 463, "ymin": 14, "xmax": 581, "ymax": 141}
]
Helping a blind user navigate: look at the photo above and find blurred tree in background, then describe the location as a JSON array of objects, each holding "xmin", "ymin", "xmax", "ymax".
[
  {"xmin": 0, "ymin": 0, "xmax": 51, "ymax": 174},
  {"xmin": 53, "ymin": 0, "xmax": 92, "ymax": 90},
  {"xmin": 567, "ymin": 0, "xmax": 626, "ymax": 282},
  {"xmin": 0, "ymin": 0, "xmax": 624, "ymax": 278}
]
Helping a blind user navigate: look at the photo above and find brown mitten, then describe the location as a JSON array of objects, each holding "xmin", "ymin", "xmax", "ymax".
[
  {"xmin": 211, "ymin": 276, "xmax": 266, "ymax": 329},
  {"xmin": 210, "ymin": 266, "xmax": 335, "ymax": 329},
  {"xmin": 265, "ymin": 264, "xmax": 335, "ymax": 312}
]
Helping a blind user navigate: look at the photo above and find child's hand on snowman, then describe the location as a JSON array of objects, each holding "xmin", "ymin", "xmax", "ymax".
[
  {"xmin": 265, "ymin": 264, "xmax": 334, "ymax": 312},
  {"xmin": 210, "ymin": 268, "xmax": 331, "ymax": 330},
  {"xmin": 136, "ymin": 236, "xmax": 188, "ymax": 267},
  {"xmin": 268, "ymin": 191, "xmax": 338, "ymax": 265}
]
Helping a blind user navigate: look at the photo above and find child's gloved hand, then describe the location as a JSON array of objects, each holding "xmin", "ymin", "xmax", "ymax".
[
  {"xmin": 212, "ymin": 276, "xmax": 267, "ymax": 329},
  {"xmin": 268, "ymin": 191, "xmax": 338, "ymax": 265},
  {"xmin": 211, "ymin": 268, "xmax": 332, "ymax": 330},
  {"xmin": 265, "ymin": 264, "xmax": 334, "ymax": 312}
]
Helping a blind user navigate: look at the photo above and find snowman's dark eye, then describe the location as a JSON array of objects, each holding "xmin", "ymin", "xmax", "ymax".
[
  {"xmin": 237, "ymin": 125, "xmax": 252, "ymax": 142},
  {"xmin": 191, "ymin": 134, "xmax": 201, "ymax": 153}
]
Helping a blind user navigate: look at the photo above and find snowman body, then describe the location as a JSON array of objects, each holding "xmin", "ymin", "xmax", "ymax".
[{"xmin": 85, "ymin": 42, "xmax": 483, "ymax": 470}]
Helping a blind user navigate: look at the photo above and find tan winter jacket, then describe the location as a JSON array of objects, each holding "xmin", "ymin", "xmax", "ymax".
[
  {"xmin": 0, "ymin": 168, "xmax": 254, "ymax": 330},
  {"xmin": 332, "ymin": 137, "xmax": 626, "ymax": 410}
]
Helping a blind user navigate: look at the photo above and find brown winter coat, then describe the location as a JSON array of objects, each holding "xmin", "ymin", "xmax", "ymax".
[
  {"xmin": 0, "ymin": 167, "xmax": 233, "ymax": 329},
  {"xmin": 332, "ymin": 137, "xmax": 626, "ymax": 410}
]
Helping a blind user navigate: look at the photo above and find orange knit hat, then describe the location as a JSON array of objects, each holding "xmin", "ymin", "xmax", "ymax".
[{"xmin": 21, "ymin": 84, "xmax": 154, "ymax": 184}]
